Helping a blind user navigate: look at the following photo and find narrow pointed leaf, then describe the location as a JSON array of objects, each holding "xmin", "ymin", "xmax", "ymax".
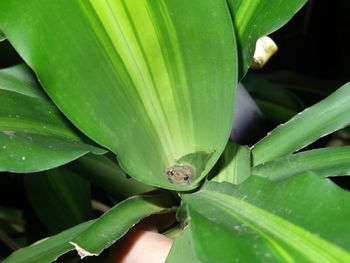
[
  {"xmin": 253, "ymin": 146, "xmax": 350, "ymax": 181},
  {"xmin": 71, "ymin": 192, "xmax": 175, "ymax": 258},
  {"xmin": 0, "ymin": 0, "xmax": 238, "ymax": 190},
  {"xmin": 0, "ymin": 65, "xmax": 105, "ymax": 173},
  {"xmin": 2, "ymin": 220, "xmax": 95, "ymax": 263},
  {"xmin": 23, "ymin": 168, "xmax": 93, "ymax": 234},
  {"xmin": 227, "ymin": 0, "xmax": 307, "ymax": 77},
  {"xmin": 175, "ymin": 175, "xmax": 350, "ymax": 262},
  {"xmin": 211, "ymin": 141, "xmax": 251, "ymax": 185},
  {"xmin": 252, "ymin": 82, "xmax": 350, "ymax": 166}
]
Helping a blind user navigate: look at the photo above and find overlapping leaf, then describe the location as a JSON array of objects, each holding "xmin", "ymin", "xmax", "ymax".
[
  {"xmin": 252, "ymin": 82, "xmax": 350, "ymax": 166},
  {"xmin": 70, "ymin": 191, "xmax": 174, "ymax": 258},
  {"xmin": 2, "ymin": 220, "xmax": 95, "ymax": 263},
  {"xmin": 3, "ymin": 191, "xmax": 175, "ymax": 262},
  {"xmin": 0, "ymin": 64, "xmax": 104, "ymax": 173},
  {"xmin": 253, "ymin": 146, "xmax": 350, "ymax": 181},
  {"xmin": 0, "ymin": 0, "xmax": 238, "ymax": 190},
  {"xmin": 168, "ymin": 175, "xmax": 350, "ymax": 262}
]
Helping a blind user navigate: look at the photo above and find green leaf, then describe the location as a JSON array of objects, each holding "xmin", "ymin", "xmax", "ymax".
[
  {"xmin": 172, "ymin": 175, "xmax": 350, "ymax": 262},
  {"xmin": 252, "ymin": 82, "xmax": 350, "ymax": 166},
  {"xmin": 0, "ymin": 65, "xmax": 105, "ymax": 173},
  {"xmin": 71, "ymin": 192, "xmax": 174, "ymax": 258},
  {"xmin": 2, "ymin": 220, "xmax": 95, "ymax": 263},
  {"xmin": 165, "ymin": 228, "xmax": 198, "ymax": 263},
  {"xmin": 0, "ymin": 64, "xmax": 46, "ymax": 99},
  {"xmin": 253, "ymin": 146, "xmax": 350, "ymax": 181},
  {"xmin": 227, "ymin": 0, "xmax": 307, "ymax": 77},
  {"xmin": 23, "ymin": 168, "xmax": 93, "ymax": 234},
  {"xmin": 0, "ymin": 0, "xmax": 238, "ymax": 190},
  {"xmin": 211, "ymin": 141, "xmax": 251, "ymax": 185},
  {"xmin": 68, "ymin": 154, "xmax": 155, "ymax": 199}
]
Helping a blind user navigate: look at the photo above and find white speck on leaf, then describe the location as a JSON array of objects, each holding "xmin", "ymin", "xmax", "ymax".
[{"xmin": 2, "ymin": 130, "xmax": 15, "ymax": 136}]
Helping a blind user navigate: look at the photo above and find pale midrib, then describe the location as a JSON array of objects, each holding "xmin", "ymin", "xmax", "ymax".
[
  {"xmin": 146, "ymin": 0, "xmax": 194, "ymax": 148},
  {"xmin": 234, "ymin": 0, "xmax": 261, "ymax": 37},
  {"xmin": 88, "ymin": 0, "xmax": 189, "ymax": 160},
  {"xmin": 203, "ymin": 191, "xmax": 350, "ymax": 263},
  {"xmin": 0, "ymin": 118, "xmax": 81, "ymax": 141}
]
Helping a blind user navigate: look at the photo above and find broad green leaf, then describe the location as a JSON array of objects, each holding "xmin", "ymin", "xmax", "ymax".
[
  {"xmin": 0, "ymin": 65, "xmax": 105, "ymax": 173},
  {"xmin": 2, "ymin": 220, "xmax": 95, "ymax": 263},
  {"xmin": 252, "ymin": 82, "xmax": 350, "ymax": 166},
  {"xmin": 174, "ymin": 175, "xmax": 350, "ymax": 263},
  {"xmin": 227, "ymin": 0, "xmax": 307, "ymax": 77},
  {"xmin": 23, "ymin": 168, "xmax": 93, "ymax": 235},
  {"xmin": 71, "ymin": 192, "xmax": 175, "ymax": 257},
  {"xmin": 211, "ymin": 141, "xmax": 251, "ymax": 185},
  {"xmin": 0, "ymin": 0, "xmax": 238, "ymax": 190},
  {"xmin": 69, "ymin": 154, "xmax": 155, "ymax": 199},
  {"xmin": 253, "ymin": 146, "xmax": 350, "ymax": 181}
]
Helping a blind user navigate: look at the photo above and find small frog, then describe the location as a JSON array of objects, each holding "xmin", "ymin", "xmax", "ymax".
[{"xmin": 165, "ymin": 163, "xmax": 194, "ymax": 186}]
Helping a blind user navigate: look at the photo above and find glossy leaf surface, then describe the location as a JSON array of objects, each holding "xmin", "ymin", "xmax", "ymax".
[
  {"xmin": 71, "ymin": 191, "xmax": 174, "ymax": 257},
  {"xmin": 23, "ymin": 168, "xmax": 93, "ymax": 234},
  {"xmin": 2, "ymin": 220, "xmax": 95, "ymax": 263},
  {"xmin": 0, "ymin": 0, "xmax": 237, "ymax": 190},
  {"xmin": 0, "ymin": 64, "xmax": 104, "ymax": 173},
  {"xmin": 253, "ymin": 146, "xmax": 350, "ymax": 181},
  {"xmin": 252, "ymin": 82, "xmax": 350, "ymax": 166},
  {"xmin": 227, "ymin": 0, "xmax": 307, "ymax": 77},
  {"xmin": 170, "ymin": 175, "xmax": 350, "ymax": 262}
]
